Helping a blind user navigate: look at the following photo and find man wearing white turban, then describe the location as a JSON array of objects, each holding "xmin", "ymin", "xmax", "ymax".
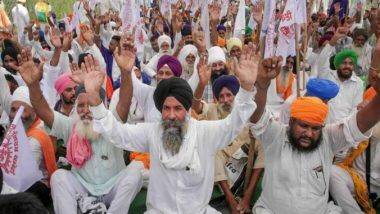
[
  {"xmin": 143, "ymin": 34, "xmax": 173, "ymax": 82},
  {"xmin": 177, "ymin": 44, "xmax": 199, "ymax": 80}
]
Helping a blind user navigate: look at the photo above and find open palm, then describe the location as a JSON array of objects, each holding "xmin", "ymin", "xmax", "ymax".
[
  {"xmin": 233, "ymin": 44, "xmax": 259, "ymax": 90},
  {"xmin": 17, "ymin": 49, "xmax": 43, "ymax": 87},
  {"xmin": 82, "ymin": 56, "xmax": 105, "ymax": 94},
  {"xmin": 114, "ymin": 32, "xmax": 136, "ymax": 73}
]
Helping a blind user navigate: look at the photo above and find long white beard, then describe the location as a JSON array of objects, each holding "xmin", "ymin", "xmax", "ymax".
[{"xmin": 75, "ymin": 120, "xmax": 101, "ymax": 142}]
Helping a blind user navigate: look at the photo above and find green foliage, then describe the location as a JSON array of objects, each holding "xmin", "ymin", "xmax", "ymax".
[{"xmin": 3, "ymin": 0, "xmax": 76, "ymax": 20}]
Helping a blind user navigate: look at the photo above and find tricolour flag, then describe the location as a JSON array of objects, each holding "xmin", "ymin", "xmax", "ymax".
[{"xmin": 0, "ymin": 106, "xmax": 43, "ymax": 192}]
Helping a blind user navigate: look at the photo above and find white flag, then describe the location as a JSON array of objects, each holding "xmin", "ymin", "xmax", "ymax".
[
  {"xmin": 121, "ymin": 0, "xmax": 135, "ymax": 31},
  {"xmin": 200, "ymin": 1, "xmax": 211, "ymax": 49},
  {"xmin": 233, "ymin": 0, "xmax": 246, "ymax": 39},
  {"xmin": 261, "ymin": 0, "xmax": 276, "ymax": 38},
  {"xmin": 0, "ymin": 106, "xmax": 43, "ymax": 192},
  {"xmin": 295, "ymin": 0, "xmax": 307, "ymax": 24},
  {"xmin": 276, "ymin": 0, "xmax": 297, "ymax": 63}
]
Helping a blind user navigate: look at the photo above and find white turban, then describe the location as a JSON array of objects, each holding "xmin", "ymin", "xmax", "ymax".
[
  {"xmin": 157, "ymin": 34, "xmax": 172, "ymax": 48},
  {"xmin": 207, "ymin": 46, "xmax": 226, "ymax": 65},
  {"xmin": 178, "ymin": 45, "xmax": 198, "ymax": 66},
  {"xmin": 11, "ymin": 86, "xmax": 31, "ymax": 107}
]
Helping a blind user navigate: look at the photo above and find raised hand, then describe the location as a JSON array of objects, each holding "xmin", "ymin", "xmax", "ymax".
[
  {"xmin": 329, "ymin": 27, "xmax": 348, "ymax": 46},
  {"xmin": 82, "ymin": 55, "xmax": 105, "ymax": 94},
  {"xmin": 114, "ymin": 32, "xmax": 136, "ymax": 73},
  {"xmin": 197, "ymin": 55, "xmax": 211, "ymax": 86},
  {"xmin": 252, "ymin": 2, "xmax": 263, "ymax": 24},
  {"xmin": 233, "ymin": 43, "xmax": 260, "ymax": 91},
  {"xmin": 50, "ymin": 28, "xmax": 62, "ymax": 49},
  {"xmin": 257, "ymin": 56, "xmax": 283, "ymax": 86},
  {"xmin": 209, "ymin": 3, "xmax": 221, "ymax": 23},
  {"xmin": 82, "ymin": 28, "xmax": 94, "ymax": 46},
  {"xmin": 17, "ymin": 48, "xmax": 43, "ymax": 87},
  {"xmin": 193, "ymin": 26, "xmax": 206, "ymax": 53},
  {"xmin": 62, "ymin": 32, "xmax": 73, "ymax": 52},
  {"xmin": 70, "ymin": 63, "xmax": 84, "ymax": 84}
]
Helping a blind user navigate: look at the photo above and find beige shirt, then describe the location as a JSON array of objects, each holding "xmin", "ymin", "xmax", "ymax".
[{"xmin": 197, "ymin": 102, "xmax": 264, "ymax": 169}]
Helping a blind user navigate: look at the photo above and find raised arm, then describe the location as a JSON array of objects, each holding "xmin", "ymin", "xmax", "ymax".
[
  {"xmin": 79, "ymin": 56, "xmax": 149, "ymax": 152},
  {"xmin": 209, "ymin": 4, "xmax": 221, "ymax": 46},
  {"xmin": 49, "ymin": 28, "xmax": 63, "ymax": 67},
  {"xmin": 113, "ymin": 33, "xmax": 136, "ymax": 123},
  {"xmin": 191, "ymin": 55, "xmax": 210, "ymax": 114},
  {"xmin": 356, "ymin": 22, "xmax": 380, "ymax": 134},
  {"xmin": 250, "ymin": 56, "xmax": 282, "ymax": 124},
  {"xmin": 17, "ymin": 49, "xmax": 54, "ymax": 129}
]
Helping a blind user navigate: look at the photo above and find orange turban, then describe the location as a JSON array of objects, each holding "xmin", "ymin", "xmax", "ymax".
[
  {"xmin": 363, "ymin": 87, "xmax": 377, "ymax": 102},
  {"xmin": 290, "ymin": 97, "xmax": 329, "ymax": 125}
]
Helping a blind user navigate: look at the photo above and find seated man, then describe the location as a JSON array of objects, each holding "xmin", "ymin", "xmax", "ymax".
[
  {"xmin": 18, "ymin": 52, "xmax": 143, "ymax": 214},
  {"xmin": 0, "ymin": 72, "xmax": 57, "ymax": 206},
  {"xmin": 329, "ymin": 70, "xmax": 380, "ymax": 214},
  {"xmin": 87, "ymin": 47, "xmax": 259, "ymax": 213},
  {"xmin": 249, "ymin": 43, "xmax": 380, "ymax": 213},
  {"xmin": 192, "ymin": 74, "xmax": 264, "ymax": 213}
]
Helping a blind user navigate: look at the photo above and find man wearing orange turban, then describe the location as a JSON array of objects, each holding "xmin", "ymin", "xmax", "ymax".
[{"xmin": 248, "ymin": 52, "xmax": 380, "ymax": 214}]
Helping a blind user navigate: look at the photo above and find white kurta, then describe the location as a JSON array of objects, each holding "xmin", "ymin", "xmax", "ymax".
[
  {"xmin": 91, "ymin": 88, "xmax": 256, "ymax": 213},
  {"xmin": 249, "ymin": 108, "xmax": 370, "ymax": 214}
]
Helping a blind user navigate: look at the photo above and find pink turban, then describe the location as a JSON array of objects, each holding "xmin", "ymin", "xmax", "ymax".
[{"xmin": 54, "ymin": 73, "xmax": 76, "ymax": 95}]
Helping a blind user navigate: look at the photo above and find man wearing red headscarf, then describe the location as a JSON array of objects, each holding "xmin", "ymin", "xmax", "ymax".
[{"xmin": 54, "ymin": 73, "xmax": 77, "ymax": 116}]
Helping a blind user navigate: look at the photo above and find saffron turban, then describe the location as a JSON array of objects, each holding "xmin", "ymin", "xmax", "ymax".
[
  {"xmin": 227, "ymin": 37, "xmax": 243, "ymax": 53},
  {"xmin": 306, "ymin": 78, "xmax": 339, "ymax": 100},
  {"xmin": 54, "ymin": 73, "xmax": 76, "ymax": 95},
  {"xmin": 157, "ymin": 55, "xmax": 182, "ymax": 77},
  {"xmin": 290, "ymin": 97, "xmax": 329, "ymax": 125},
  {"xmin": 212, "ymin": 75, "xmax": 240, "ymax": 99},
  {"xmin": 333, "ymin": 49, "xmax": 358, "ymax": 69},
  {"xmin": 11, "ymin": 86, "xmax": 31, "ymax": 107},
  {"xmin": 208, "ymin": 46, "xmax": 226, "ymax": 65},
  {"xmin": 153, "ymin": 77, "xmax": 193, "ymax": 112}
]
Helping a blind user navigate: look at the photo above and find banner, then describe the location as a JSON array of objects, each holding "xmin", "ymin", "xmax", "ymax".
[
  {"xmin": 261, "ymin": 0, "xmax": 276, "ymax": 38},
  {"xmin": 0, "ymin": 106, "xmax": 43, "ymax": 192},
  {"xmin": 233, "ymin": 0, "xmax": 246, "ymax": 38},
  {"xmin": 121, "ymin": 0, "xmax": 135, "ymax": 31},
  {"xmin": 276, "ymin": 0, "xmax": 297, "ymax": 62}
]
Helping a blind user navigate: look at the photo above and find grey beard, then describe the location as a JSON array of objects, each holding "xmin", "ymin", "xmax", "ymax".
[{"xmin": 161, "ymin": 120, "xmax": 186, "ymax": 156}]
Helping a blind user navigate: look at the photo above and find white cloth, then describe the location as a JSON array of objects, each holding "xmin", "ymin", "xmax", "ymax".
[
  {"xmin": 11, "ymin": 4, "xmax": 30, "ymax": 41},
  {"xmin": 157, "ymin": 34, "xmax": 172, "ymax": 48},
  {"xmin": 109, "ymin": 88, "xmax": 144, "ymax": 124},
  {"xmin": 91, "ymin": 88, "xmax": 256, "ymax": 213},
  {"xmin": 249, "ymin": 107, "xmax": 370, "ymax": 214},
  {"xmin": 47, "ymin": 111, "xmax": 127, "ymax": 196},
  {"xmin": 208, "ymin": 46, "xmax": 226, "ymax": 65},
  {"xmin": 50, "ymin": 161, "xmax": 143, "ymax": 214},
  {"xmin": 11, "ymin": 86, "xmax": 31, "ymax": 106},
  {"xmin": 330, "ymin": 123, "xmax": 380, "ymax": 214}
]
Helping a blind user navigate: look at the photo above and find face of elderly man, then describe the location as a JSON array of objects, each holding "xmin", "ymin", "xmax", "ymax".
[
  {"xmin": 218, "ymin": 87, "xmax": 235, "ymax": 112},
  {"xmin": 9, "ymin": 101, "xmax": 36, "ymax": 130},
  {"xmin": 160, "ymin": 42, "xmax": 170, "ymax": 53},
  {"xmin": 156, "ymin": 65, "xmax": 174, "ymax": 83}
]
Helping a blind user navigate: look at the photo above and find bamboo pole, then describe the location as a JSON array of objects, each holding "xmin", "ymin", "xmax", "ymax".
[{"xmin": 295, "ymin": 23, "xmax": 301, "ymax": 97}]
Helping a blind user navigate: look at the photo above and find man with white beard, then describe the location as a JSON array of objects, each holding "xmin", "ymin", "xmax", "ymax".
[
  {"xmin": 85, "ymin": 45, "xmax": 260, "ymax": 213},
  {"xmin": 17, "ymin": 50, "xmax": 143, "ymax": 214},
  {"xmin": 177, "ymin": 44, "xmax": 198, "ymax": 81}
]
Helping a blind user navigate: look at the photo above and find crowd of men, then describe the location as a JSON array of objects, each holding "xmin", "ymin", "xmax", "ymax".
[{"xmin": 1, "ymin": 0, "xmax": 380, "ymax": 213}]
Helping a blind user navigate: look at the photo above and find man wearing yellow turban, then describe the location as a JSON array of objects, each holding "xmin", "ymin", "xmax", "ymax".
[{"xmin": 248, "ymin": 43, "xmax": 380, "ymax": 213}]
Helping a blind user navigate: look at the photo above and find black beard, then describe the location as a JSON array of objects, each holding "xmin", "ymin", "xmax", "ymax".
[
  {"xmin": 287, "ymin": 127, "xmax": 323, "ymax": 153},
  {"xmin": 62, "ymin": 96, "xmax": 75, "ymax": 105},
  {"xmin": 337, "ymin": 69, "xmax": 353, "ymax": 80},
  {"xmin": 211, "ymin": 68, "xmax": 228, "ymax": 84},
  {"xmin": 185, "ymin": 40, "xmax": 194, "ymax": 45}
]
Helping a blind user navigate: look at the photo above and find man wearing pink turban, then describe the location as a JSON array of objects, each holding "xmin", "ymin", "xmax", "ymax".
[{"xmin": 54, "ymin": 73, "xmax": 77, "ymax": 116}]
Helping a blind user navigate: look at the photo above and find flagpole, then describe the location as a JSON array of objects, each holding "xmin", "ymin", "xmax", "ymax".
[{"xmin": 295, "ymin": 23, "xmax": 301, "ymax": 98}]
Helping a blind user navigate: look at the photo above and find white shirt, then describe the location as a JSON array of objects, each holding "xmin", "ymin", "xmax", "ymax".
[
  {"xmin": 11, "ymin": 4, "xmax": 30, "ymax": 41},
  {"xmin": 317, "ymin": 44, "xmax": 364, "ymax": 123},
  {"xmin": 249, "ymin": 108, "xmax": 370, "ymax": 214},
  {"xmin": 91, "ymin": 88, "xmax": 256, "ymax": 214}
]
